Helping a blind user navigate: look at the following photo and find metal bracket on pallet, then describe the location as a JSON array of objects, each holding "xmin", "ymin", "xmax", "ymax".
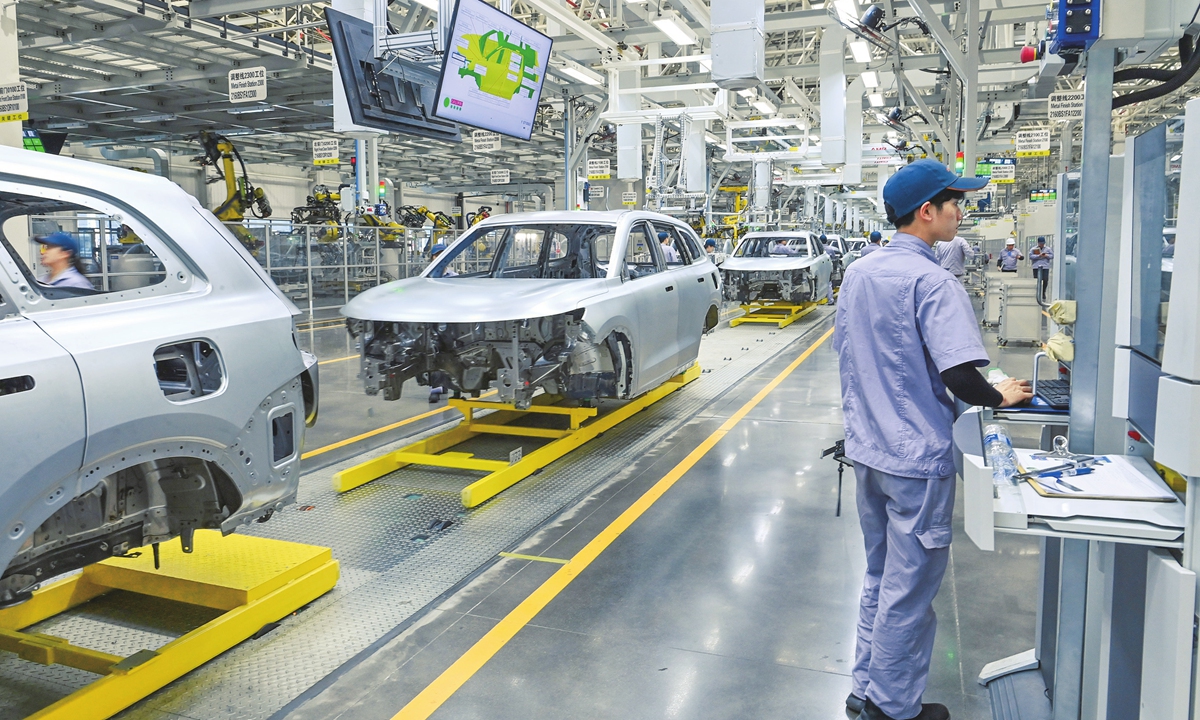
[
  {"xmin": 333, "ymin": 364, "xmax": 703, "ymax": 507},
  {"xmin": 0, "ymin": 531, "xmax": 339, "ymax": 720},
  {"xmin": 729, "ymin": 300, "xmax": 822, "ymax": 329}
]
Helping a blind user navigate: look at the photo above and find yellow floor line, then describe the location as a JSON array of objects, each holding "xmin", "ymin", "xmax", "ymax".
[
  {"xmin": 317, "ymin": 354, "xmax": 358, "ymax": 366},
  {"xmin": 497, "ymin": 553, "xmax": 569, "ymax": 565},
  {"xmin": 301, "ymin": 390, "xmax": 497, "ymax": 460},
  {"xmin": 391, "ymin": 325, "xmax": 836, "ymax": 720}
]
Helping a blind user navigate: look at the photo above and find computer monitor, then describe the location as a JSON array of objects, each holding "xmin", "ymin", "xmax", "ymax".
[
  {"xmin": 432, "ymin": 0, "xmax": 553, "ymax": 141},
  {"xmin": 324, "ymin": 7, "xmax": 462, "ymax": 143}
]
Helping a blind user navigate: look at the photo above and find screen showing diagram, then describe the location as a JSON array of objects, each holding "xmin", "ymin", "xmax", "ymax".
[{"xmin": 433, "ymin": 0, "xmax": 553, "ymax": 141}]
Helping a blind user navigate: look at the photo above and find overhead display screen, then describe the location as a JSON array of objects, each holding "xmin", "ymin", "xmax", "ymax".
[{"xmin": 432, "ymin": 0, "xmax": 553, "ymax": 141}]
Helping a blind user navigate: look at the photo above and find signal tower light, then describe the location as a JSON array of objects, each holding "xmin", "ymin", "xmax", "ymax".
[
  {"xmin": 378, "ymin": 180, "xmax": 386, "ymax": 199},
  {"xmin": 955, "ymin": 151, "xmax": 965, "ymax": 176}
]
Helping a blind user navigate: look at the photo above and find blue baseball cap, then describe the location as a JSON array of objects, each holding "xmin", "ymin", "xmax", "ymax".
[
  {"xmin": 36, "ymin": 231, "xmax": 80, "ymax": 256},
  {"xmin": 883, "ymin": 159, "xmax": 989, "ymax": 221},
  {"xmin": 704, "ymin": 239, "xmax": 716, "ymax": 248},
  {"xmin": 869, "ymin": 231, "xmax": 882, "ymax": 241},
  {"xmin": 657, "ymin": 231, "xmax": 669, "ymax": 241},
  {"xmin": 429, "ymin": 243, "xmax": 447, "ymax": 255}
]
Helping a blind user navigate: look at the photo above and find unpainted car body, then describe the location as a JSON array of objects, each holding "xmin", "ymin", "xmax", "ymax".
[
  {"xmin": 343, "ymin": 211, "xmax": 721, "ymax": 409},
  {"xmin": 0, "ymin": 148, "xmax": 317, "ymax": 605},
  {"xmin": 720, "ymin": 231, "xmax": 833, "ymax": 305}
]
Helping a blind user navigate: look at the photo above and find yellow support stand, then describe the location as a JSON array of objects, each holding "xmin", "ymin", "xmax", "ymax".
[
  {"xmin": 334, "ymin": 364, "xmax": 703, "ymax": 507},
  {"xmin": 729, "ymin": 300, "xmax": 821, "ymax": 329},
  {"xmin": 0, "ymin": 530, "xmax": 339, "ymax": 720}
]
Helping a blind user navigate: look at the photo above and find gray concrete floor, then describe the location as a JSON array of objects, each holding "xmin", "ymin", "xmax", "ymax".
[{"xmin": 281, "ymin": 304, "xmax": 1046, "ymax": 720}]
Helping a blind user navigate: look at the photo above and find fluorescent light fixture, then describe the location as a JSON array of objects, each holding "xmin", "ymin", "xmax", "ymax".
[
  {"xmin": 134, "ymin": 133, "xmax": 171, "ymax": 142},
  {"xmin": 557, "ymin": 59, "xmax": 605, "ymax": 86},
  {"xmin": 625, "ymin": 0, "xmax": 649, "ymax": 4},
  {"xmin": 809, "ymin": 134, "xmax": 820, "ymax": 141},
  {"xmin": 868, "ymin": 93, "xmax": 884, "ymax": 107},
  {"xmin": 222, "ymin": 128, "xmax": 255, "ymax": 136},
  {"xmin": 413, "ymin": 0, "xmax": 438, "ymax": 10},
  {"xmin": 862, "ymin": 70, "xmax": 879, "ymax": 88},
  {"xmin": 227, "ymin": 105, "xmax": 275, "ymax": 115},
  {"xmin": 751, "ymin": 97, "xmax": 777, "ymax": 115},
  {"xmin": 129, "ymin": 113, "xmax": 176, "ymax": 123},
  {"xmin": 45, "ymin": 120, "xmax": 88, "ymax": 129},
  {"xmin": 313, "ymin": 98, "xmax": 335, "ymax": 106},
  {"xmin": 835, "ymin": 0, "xmax": 858, "ymax": 21},
  {"xmin": 737, "ymin": 88, "xmax": 757, "ymax": 98},
  {"xmin": 849, "ymin": 41, "xmax": 872, "ymax": 63},
  {"xmin": 652, "ymin": 9, "xmax": 699, "ymax": 46}
]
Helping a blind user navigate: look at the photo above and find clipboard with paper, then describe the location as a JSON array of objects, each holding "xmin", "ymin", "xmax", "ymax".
[{"xmin": 1015, "ymin": 451, "xmax": 1177, "ymax": 502}]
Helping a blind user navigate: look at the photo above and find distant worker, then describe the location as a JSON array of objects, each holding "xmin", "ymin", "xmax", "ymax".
[
  {"xmin": 771, "ymin": 238, "xmax": 800, "ymax": 255},
  {"xmin": 1163, "ymin": 233, "xmax": 1176, "ymax": 258},
  {"xmin": 935, "ymin": 234, "xmax": 974, "ymax": 283},
  {"xmin": 860, "ymin": 231, "xmax": 883, "ymax": 257},
  {"xmin": 429, "ymin": 243, "xmax": 457, "ymax": 277},
  {"xmin": 703, "ymin": 238, "xmax": 727, "ymax": 265},
  {"xmin": 1029, "ymin": 237, "xmax": 1053, "ymax": 300},
  {"xmin": 35, "ymin": 232, "xmax": 93, "ymax": 290},
  {"xmin": 659, "ymin": 231, "xmax": 681, "ymax": 263},
  {"xmin": 836, "ymin": 159, "xmax": 1032, "ymax": 720},
  {"xmin": 997, "ymin": 238, "xmax": 1023, "ymax": 272}
]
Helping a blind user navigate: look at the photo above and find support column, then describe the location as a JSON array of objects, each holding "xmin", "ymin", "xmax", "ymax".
[
  {"xmin": 752, "ymin": 160, "xmax": 771, "ymax": 210},
  {"xmin": 844, "ymin": 77, "xmax": 866, "ymax": 185},
  {"xmin": 368, "ymin": 137, "xmax": 379, "ymax": 209},
  {"xmin": 0, "ymin": 0, "xmax": 20, "ymax": 148},
  {"xmin": 820, "ymin": 26, "xmax": 847, "ymax": 166},
  {"xmin": 962, "ymin": 0, "xmax": 979, "ymax": 176},
  {"xmin": 563, "ymin": 91, "xmax": 575, "ymax": 210},
  {"xmin": 615, "ymin": 70, "xmax": 642, "ymax": 183},
  {"xmin": 685, "ymin": 121, "xmax": 707, "ymax": 193}
]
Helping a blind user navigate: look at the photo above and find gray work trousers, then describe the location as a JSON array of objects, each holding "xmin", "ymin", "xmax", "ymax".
[{"xmin": 851, "ymin": 463, "xmax": 955, "ymax": 719}]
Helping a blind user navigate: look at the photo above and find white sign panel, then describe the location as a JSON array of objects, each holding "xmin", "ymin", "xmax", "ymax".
[
  {"xmin": 472, "ymin": 130, "xmax": 502, "ymax": 152},
  {"xmin": 0, "ymin": 82, "xmax": 28, "ymax": 123},
  {"xmin": 312, "ymin": 138, "xmax": 340, "ymax": 166},
  {"xmin": 1048, "ymin": 91, "xmax": 1086, "ymax": 122},
  {"xmin": 1016, "ymin": 128, "xmax": 1052, "ymax": 157},
  {"xmin": 490, "ymin": 169, "xmax": 511, "ymax": 184},
  {"xmin": 228, "ymin": 66, "xmax": 267, "ymax": 104},
  {"xmin": 587, "ymin": 158, "xmax": 611, "ymax": 180},
  {"xmin": 989, "ymin": 163, "xmax": 1016, "ymax": 184},
  {"xmin": 621, "ymin": 191, "xmax": 638, "ymax": 206},
  {"xmin": 589, "ymin": 185, "xmax": 606, "ymax": 199}
]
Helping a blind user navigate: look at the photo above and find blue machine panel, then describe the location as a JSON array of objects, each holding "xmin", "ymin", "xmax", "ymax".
[{"xmin": 1048, "ymin": 0, "xmax": 1101, "ymax": 57}]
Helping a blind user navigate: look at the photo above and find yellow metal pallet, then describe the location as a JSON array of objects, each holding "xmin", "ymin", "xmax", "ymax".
[
  {"xmin": 334, "ymin": 363, "xmax": 702, "ymax": 507},
  {"xmin": 729, "ymin": 299, "xmax": 822, "ymax": 329},
  {"xmin": 0, "ymin": 530, "xmax": 339, "ymax": 720}
]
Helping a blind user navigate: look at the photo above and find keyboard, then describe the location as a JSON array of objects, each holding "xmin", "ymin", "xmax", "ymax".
[{"xmin": 1035, "ymin": 378, "xmax": 1070, "ymax": 410}]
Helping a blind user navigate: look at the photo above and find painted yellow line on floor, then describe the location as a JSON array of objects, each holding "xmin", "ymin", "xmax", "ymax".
[
  {"xmin": 317, "ymin": 354, "xmax": 358, "ymax": 366},
  {"xmin": 301, "ymin": 390, "xmax": 498, "ymax": 460},
  {"xmin": 497, "ymin": 552, "xmax": 569, "ymax": 565},
  {"xmin": 391, "ymin": 324, "xmax": 836, "ymax": 720}
]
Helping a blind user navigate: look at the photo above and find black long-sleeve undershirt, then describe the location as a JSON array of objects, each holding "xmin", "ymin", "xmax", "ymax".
[{"xmin": 940, "ymin": 362, "xmax": 1005, "ymax": 408}]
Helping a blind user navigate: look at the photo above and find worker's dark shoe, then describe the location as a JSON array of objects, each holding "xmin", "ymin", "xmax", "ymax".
[
  {"xmin": 845, "ymin": 693, "xmax": 866, "ymax": 713},
  {"xmin": 858, "ymin": 697, "xmax": 949, "ymax": 720},
  {"xmin": 428, "ymin": 390, "xmax": 441, "ymax": 404}
]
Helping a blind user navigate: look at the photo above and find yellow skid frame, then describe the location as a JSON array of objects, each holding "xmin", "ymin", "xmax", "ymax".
[
  {"xmin": 334, "ymin": 364, "xmax": 703, "ymax": 507},
  {"xmin": 0, "ymin": 530, "xmax": 338, "ymax": 720},
  {"xmin": 729, "ymin": 300, "xmax": 822, "ymax": 329}
]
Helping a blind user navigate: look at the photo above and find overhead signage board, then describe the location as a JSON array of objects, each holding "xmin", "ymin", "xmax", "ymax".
[
  {"xmin": 990, "ymin": 163, "xmax": 1016, "ymax": 184},
  {"xmin": 1048, "ymin": 91, "xmax": 1086, "ymax": 122},
  {"xmin": 472, "ymin": 130, "xmax": 501, "ymax": 152},
  {"xmin": 228, "ymin": 67, "xmax": 267, "ymax": 103},
  {"xmin": 622, "ymin": 191, "xmax": 638, "ymax": 206},
  {"xmin": 432, "ymin": 0, "xmax": 553, "ymax": 140},
  {"xmin": 0, "ymin": 82, "xmax": 28, "ymax": 123},
  {"xmin": 1016, "ymin": 128, "xmax": 1052, "ymax": 157},
  {"xmin": 490, "ymin": 169, "xmax": 510, "ymax": 184},
  {"xmin": 312, "ymin": 138, "xmax": 340, "ymax": 166},
  {"xmin": 587, "ymin": 158, "xmax": 611, "ymax": 180}
]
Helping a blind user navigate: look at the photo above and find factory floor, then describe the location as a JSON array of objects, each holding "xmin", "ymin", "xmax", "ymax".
[{"xmin": 277, "ymin": 302, "xmax": 1048, "ymax": 720}]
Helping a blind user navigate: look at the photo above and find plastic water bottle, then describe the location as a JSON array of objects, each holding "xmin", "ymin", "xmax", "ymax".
[{"xmin": 983, "ymin": 424, "xmax": 1019, "ymax": 487}]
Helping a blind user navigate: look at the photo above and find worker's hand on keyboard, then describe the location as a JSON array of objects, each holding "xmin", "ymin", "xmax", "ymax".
[{"xmin": 997, "ymin": 378, "xmax": 1034, "ymax": 408}]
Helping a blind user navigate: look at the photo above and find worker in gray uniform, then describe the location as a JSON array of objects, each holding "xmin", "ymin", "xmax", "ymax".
[
  {"xmin": 860, "ymin": 231, "xmax": 883, "ymax": 257},
  {"xmin": 35, "ymin": 232, "xmax": 94, "ymax": 290},
  {"xmin": 836, "ymin": 160, "xmax": 1032, "ymax": 720},
  {"xmin": 935, "ymin": 235, "xmax": 974, "ymax": 283},
  {"xmin": 658, "ymin": 231, "xmax": 681, "ymax": 263},
  {"xmin": 997, "ymin": 238, "xmax": 1023, "ymax": 272}
]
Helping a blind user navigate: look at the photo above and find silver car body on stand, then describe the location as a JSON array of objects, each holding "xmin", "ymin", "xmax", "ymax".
[
  {"xmin": 0, "ymin": 148, "xmax": 317, "ymax": 605},
  {"xmin": 343, "ymin": 211, "xmax": 721, "ymax": 409},
  {"xmin": 720, "ymin": 231, "xmax": 833, "ymax": 305}
]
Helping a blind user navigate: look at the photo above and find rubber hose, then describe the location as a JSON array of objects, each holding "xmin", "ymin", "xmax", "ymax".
[
  {"xmin": 1113, "ymin": 35, "xmax": 1200, "ymax": 110},
  {"xmin": 1112, "ymin": 37, "xmax": 1196, "ymax": 85}
]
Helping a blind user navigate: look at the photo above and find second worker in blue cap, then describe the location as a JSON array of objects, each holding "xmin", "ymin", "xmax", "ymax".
[{"xmin": 834, "ymin": 160, "xmax": 1033, "ymax": 720}]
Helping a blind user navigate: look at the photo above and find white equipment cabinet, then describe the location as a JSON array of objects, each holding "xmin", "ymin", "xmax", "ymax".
[{"xmin": 998, "ymin": 278, "xmax": 1042, "ymax": 345}]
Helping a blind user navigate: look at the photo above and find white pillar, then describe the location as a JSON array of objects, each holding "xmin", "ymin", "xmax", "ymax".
[
  {"xmin": 820, "ymin": 25, "xmax": 848, "ymax": 166},
  {"xmin": 685, "ymin": 121, "xmax": 707, "ymax": 193},
  {"xmin": 823, "ymin": 193, "xmax": 834, "ymax": 226},
  {"xmin": 844, "ymin": 77, "xmax": 866, "ymax": 185},
  {"xmin": 752, "ymin": 159, "xmax": 771, "ymax": 209},
  {"xmin": 0, "ymin": 0, "xmax": 20, "ymax": 149},
  {"xmin": 805, "ymin": 187, "xmax": 817, "ymax": 219},
  {"xmin": 616, "ymin": 69, "xmax": 642, "ymax": 180}
]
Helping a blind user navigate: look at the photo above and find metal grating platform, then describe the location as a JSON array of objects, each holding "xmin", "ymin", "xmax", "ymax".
[{"xmin": 0, "ymin": 310, "xmax": 833, "ymax": 720}]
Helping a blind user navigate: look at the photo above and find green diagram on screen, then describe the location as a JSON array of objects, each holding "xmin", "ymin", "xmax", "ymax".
[{"xmin": 457, "ymin": 30, "xmax": 541, "ymax": 100}]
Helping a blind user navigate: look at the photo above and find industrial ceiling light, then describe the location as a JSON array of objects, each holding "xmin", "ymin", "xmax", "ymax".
[
  {"xmin": 45, "ymin": 120, "xmax": 88, "ymax": 129},
  {"xmin": 736, "ymin": 88, "xmax": 757, "ymax": 98},
  {"xmin": 868, "ymin": 93, "xmax": 884, "ymax": 107},
  {"xmin": 849, "ymin": 40, "xmax": 872, "ymax": 63},
  {"xmin": 861, "ymin": 70, "xmax": 879, "ymax": 88},
  {"xmin": 557, "ymin": 59, "xmax": 605, "ymax": 86},
  {"xmin": 652, "ymin": 9, "xmax": 699, "ymax": 47},
  {"xmin": 228, "ymin": 105, "xmax": 275, "ymax": 115},
  {"xmin": 751, "ymin": 96, "xmax": 777, "ymax": 115}
]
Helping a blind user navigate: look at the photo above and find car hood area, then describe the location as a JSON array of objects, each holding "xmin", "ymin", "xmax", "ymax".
[
  {"xmin": 720, "ymin": 256, "xmax": 825, "ymax": 273},
  {"xmin": 342, "ymin": 277, "xmax": 614, "ymax": 323}
]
